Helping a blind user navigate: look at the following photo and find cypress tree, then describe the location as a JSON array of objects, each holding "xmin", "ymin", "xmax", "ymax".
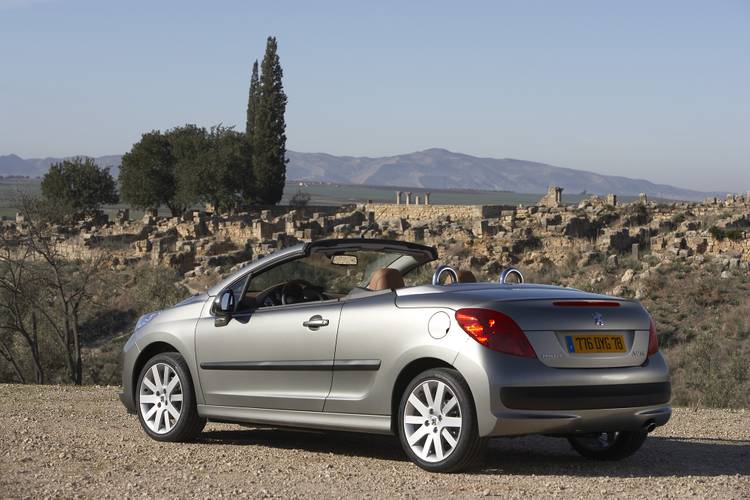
[
  {"xmin": 253, "ymin": 36, "xmax": 287, "ymax": 205},
  {"xmin": 245, "ymin": 60, "xmax": 260, "ymax": 138}
]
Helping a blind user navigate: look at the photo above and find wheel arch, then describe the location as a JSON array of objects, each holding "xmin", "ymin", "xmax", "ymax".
[
  {"xmin": 390, "ymin": 357, "xmax": 475, "ymax": 434},
  {"xmin": 131, "ymin": 340, "xmax": 195, "ymax": 401}
]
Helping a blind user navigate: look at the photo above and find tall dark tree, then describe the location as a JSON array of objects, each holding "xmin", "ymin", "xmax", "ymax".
[
  {"xmin": 253, "ymin": 36, "xmax": 287, "ymax": 205},
  {"xmin": 119, "ymin": 131, "xmax": 184, "ymax": 216},
  {"xmin": 168, "ymin": 124, "xmax": 210, "ymax": 210},
  {"xmin": 246, "ymin": 60, "xmax": 260, "ymax": 138},
  {"xmin": 176, "ymin": 125, "xmax": 252, "ymax": 212},
  {"xmin": 40, "ymin": 158, "xmax": 118, "ymax": 221}
]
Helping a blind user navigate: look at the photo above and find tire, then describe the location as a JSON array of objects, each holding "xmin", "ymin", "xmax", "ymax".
[
  {"xmin": 136, "ymin": 352, "xmax": 206, "ymax": 442},
  {"xmin": 397, "ymin": 368, "xmax": 486, "ymax": 472},
  {"xmin": 568, "ymin": 430, "xmax": 648, "ymax": 460}
]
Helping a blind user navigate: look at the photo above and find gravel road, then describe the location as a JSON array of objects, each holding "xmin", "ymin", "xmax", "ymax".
[{"xmin": 0, "ymin": 384, "xmax": 748, "ymax": 499}]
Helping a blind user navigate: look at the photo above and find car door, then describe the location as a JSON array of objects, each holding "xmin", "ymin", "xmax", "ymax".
[{"xmin": 195, "ymin": 299, "xmax": 342, "ymax": 411}]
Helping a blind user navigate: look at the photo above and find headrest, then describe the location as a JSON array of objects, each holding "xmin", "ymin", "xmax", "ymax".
[
  {"xmin": 457, "ymin": 269, "xmax": 477, "ymax": 283},
  {"xmin": 368, "ymin": 268, "xmax": 405, "ymax": 291}
]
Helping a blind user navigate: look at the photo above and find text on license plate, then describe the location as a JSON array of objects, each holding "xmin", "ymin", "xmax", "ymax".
[{"xmin": 565, "ymin": 335, "xmax": 626, "ymax": 353}]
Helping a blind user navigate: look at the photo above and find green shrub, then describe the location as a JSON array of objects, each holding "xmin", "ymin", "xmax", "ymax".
[
  {"xmin": 671, "ymin": 212, "xmax": 686, "ymax": 224},
  {"xmin": 710, "ymin": 226, "xmax": 744, "ymax": 241}
]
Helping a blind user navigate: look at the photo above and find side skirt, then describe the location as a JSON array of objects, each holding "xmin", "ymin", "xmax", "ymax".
[{"xmin": 197, "ymin": 405, "xmax": 393, "ymax": 435}]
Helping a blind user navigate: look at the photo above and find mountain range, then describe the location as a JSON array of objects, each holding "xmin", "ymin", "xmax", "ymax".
[
  {"xmin": 0, "ymin": 149, "xmax": 720, "ymax": 201},
  {"xmin": 0, "ymin": 154, "xmax": 123, "ymax": 179}
]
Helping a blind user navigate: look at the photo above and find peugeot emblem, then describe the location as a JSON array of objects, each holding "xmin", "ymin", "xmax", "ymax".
[{"xmin": 593, "ymin": 312, "xmax": 605, "ymax": 327}]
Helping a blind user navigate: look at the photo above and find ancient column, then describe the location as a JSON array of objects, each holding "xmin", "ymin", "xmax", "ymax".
[
  {"xmin": 539, "ymin": 186, "xmax": 564, "ymax": 208},
  {"xmin": 406, "ymin": 192, "xmax": 412, "ymax": 205},
  {"xmin": 424, "ymin": 192, "xmax": 431, "ymax": 205},
  {"xmin": 414, "ymin": 194, "xmax": 421, "ymax": 205},
  {"xmin": 395, "ymin": 191, "xmax": 402, "ymax": 205}
]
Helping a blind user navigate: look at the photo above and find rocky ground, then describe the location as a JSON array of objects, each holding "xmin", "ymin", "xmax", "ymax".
[{"xmin": 0, "ymin": 385, "xmax": 748, "ymax": 498}]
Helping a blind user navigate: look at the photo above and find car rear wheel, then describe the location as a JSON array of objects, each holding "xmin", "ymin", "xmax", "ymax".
[
  {"xmin": 568, "ymin": 430, "xmax": 648, "ymax": 460},
  {"xmin": 137, "ymin": 352, "xmax": 206, "ymax": 442},
  {"xmin": 397, "ymin": 368, "xmax": 485, "ymax": 472}
]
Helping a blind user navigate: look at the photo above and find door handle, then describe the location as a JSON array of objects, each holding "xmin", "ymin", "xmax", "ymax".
[{"xmin": 303, "ymin": 315, "xmax": 330, "ymax": 330}]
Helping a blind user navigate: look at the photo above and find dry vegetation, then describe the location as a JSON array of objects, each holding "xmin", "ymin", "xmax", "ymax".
[
  {"xmin": 1, "ymin": 193, "xmax": 749, "ymax": 409},
  {"xmin": 524, "ymin": 256, "xmax": 750, "ymax": 408}
]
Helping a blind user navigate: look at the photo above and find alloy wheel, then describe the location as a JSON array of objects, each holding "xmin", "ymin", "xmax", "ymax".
[
  {"xmin": 139, "ymin": 362, "xmax": 183, "ymax": 434},
  {"xmin": 403, "ymin": 379, "xmax": 462, "ymax": 463}
]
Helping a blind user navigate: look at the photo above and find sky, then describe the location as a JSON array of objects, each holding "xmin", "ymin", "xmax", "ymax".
[{"xmin": 0, "ymin": 0, "xmax": 748, "ymax": 192}]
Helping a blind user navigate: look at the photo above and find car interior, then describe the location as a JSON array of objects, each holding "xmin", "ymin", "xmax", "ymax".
[{"xmin": 226, "ymin": 248, "xmax": 479, "ymax": 313}]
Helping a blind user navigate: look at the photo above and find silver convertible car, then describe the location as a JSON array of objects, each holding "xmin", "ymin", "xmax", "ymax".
[{"xmin": 120, "ymin": 238, "xmax": 671, "ymax": 472}]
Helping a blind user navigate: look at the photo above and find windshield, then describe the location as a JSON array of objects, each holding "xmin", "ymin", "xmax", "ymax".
[{"xmin": 247, "ymin": 249, "xmax": 424, "ymax": 295}]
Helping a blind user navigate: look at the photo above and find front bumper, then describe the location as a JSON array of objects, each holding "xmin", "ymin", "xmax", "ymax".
[
  {"xmin": 119, "ymin": 334, "xmax": 140, "ymax": 415},
  {"xmin": 454, "ymin": 342, "xmax": 672, "ymax": 437},
  {"xmin": 119, "ymin": 391, "xmax": 136, "ymax": 414}
]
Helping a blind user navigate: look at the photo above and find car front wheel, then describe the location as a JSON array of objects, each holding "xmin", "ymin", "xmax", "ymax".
[
  {"xmin": 568, "ymin": 430, "xmax": 648, "ymax": 460},
  {"xmin": 397, "ymin": 368, "xmax": 485, "ymax": 472},
  {"xmin": 136, "ymin": 352, "xmax": 206, "ymax": 442}
]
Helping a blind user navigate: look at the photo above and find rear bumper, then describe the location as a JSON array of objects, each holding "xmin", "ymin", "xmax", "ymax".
[
  {"xmin": 500, "ymin": 382, "xmax": 671, "ymax": 411},
  {"xmin": 454, "ymin": 341, "xmax": 672, "ymax": 438},
  {"xmin": 489, "ymin": 404, "xmax": 672, "ymax": 436}
]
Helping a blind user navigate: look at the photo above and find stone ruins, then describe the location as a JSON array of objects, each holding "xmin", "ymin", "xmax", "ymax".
[{"xmin": 3, "ymin": 185, "xmax": 749, "ymax": 295}]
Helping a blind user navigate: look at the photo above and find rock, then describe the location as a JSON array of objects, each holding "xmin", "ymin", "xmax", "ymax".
[
  {"xmin": 621, "ymin": 269, "xmax": 635, "ymax": 284},
  {"xmin": 611, "ymin": 285, "xmax": 628, "ymax": 296},
  {"xmin": 578, "ymin": 251, "xmax": 600, "ymax": 267}
]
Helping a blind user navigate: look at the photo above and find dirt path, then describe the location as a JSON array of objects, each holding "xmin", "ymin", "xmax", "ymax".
[{"xmin": 0, "ymin": 384, "xmax": 748, "ymax": 498}]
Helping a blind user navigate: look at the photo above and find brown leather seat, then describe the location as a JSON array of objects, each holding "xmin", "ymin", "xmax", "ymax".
[
  {"xmin": 368, "ymin": 268, "xmax": 405, "ymax": 291},
  {"xmin": 457, "ymin": 269, "xmax": 477, "ymax": 283}
]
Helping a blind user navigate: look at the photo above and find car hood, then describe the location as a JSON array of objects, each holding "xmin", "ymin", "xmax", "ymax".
[{"xmin": 172, "ymin": 293, "xmax": 210, "ymax": 308}]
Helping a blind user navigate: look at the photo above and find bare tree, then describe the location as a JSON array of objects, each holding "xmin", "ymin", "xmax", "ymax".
[
  {"xmin": 0, "ymin": 231, "xmax": 44, "ymax": 383},
  {"xmin": 0, "ymin": 335, "xmax": 26, "ymax": 383},
  {"xmin": 16, "ymin": 196, "xmax": 104, "ymax": 385}
]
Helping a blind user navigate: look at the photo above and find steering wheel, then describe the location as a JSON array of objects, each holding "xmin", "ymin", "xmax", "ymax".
[{"xmin": 281, "ymin": 279, "xmax": 325, "ymax": 305}]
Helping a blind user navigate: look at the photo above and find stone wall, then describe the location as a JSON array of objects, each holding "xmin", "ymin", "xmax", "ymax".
[{"xmin": 365, "ymin": 203, "xmax": 515, "ymax": 223}]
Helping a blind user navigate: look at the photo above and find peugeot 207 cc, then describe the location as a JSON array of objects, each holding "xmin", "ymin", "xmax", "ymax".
[{"xmin": 120, "ymin": 238, "xmax": 671, "ymax": 472}]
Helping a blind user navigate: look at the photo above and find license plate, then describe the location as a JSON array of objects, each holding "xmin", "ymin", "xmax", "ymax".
[{"xmin": 565, "ymin": 335, "xmax": 626, "ymax": 353}]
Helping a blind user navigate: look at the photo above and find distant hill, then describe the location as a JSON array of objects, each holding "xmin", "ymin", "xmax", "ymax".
[
  {"xmin": 286, "ymin": 149, "xmax": 720, "ymax": 201},
  {"xmin": 0, "ymin": 154, "xmax": 123, "ymax": 178},
  {"xmin": 1, "ymin": 149, "xmax": 722, "ymax": 201}
]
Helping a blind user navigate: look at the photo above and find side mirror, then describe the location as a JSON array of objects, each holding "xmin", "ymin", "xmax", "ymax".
[{"xmin": 214, "ymin": 290, "xmax": 235, "ymax": 326}]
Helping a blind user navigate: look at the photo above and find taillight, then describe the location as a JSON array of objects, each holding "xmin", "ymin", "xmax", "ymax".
[
  {"xmin": 455, "ymin": 308, "xmax": 536, "ymax": 358},
  {"xmin": 647, "ymin": 318, "xmax": 659, "ymax": 356},
  {"xmin": 552, "ymin": 300, "xmax": 620, "ymax": 307}
]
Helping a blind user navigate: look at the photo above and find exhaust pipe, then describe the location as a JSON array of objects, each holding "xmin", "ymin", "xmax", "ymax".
[{"xmin": 643, "ymin": 420, "xmax": 657, "ymax": 433}]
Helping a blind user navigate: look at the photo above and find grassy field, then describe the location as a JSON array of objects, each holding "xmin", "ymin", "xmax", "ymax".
[
  {"xmin": 0, "ymin": 178, "xmax": 40, "ymax": 217},
  {"xmin": 0, "ymin": 178, "xmax": 169, "ymax": 219},
  {"xmin": 0, "ymin": 177, "xmax": 645, "ymax": 217},
  {"xmin": 284, "ymin": 182, "xmax": 554, "ymax": 206}
]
